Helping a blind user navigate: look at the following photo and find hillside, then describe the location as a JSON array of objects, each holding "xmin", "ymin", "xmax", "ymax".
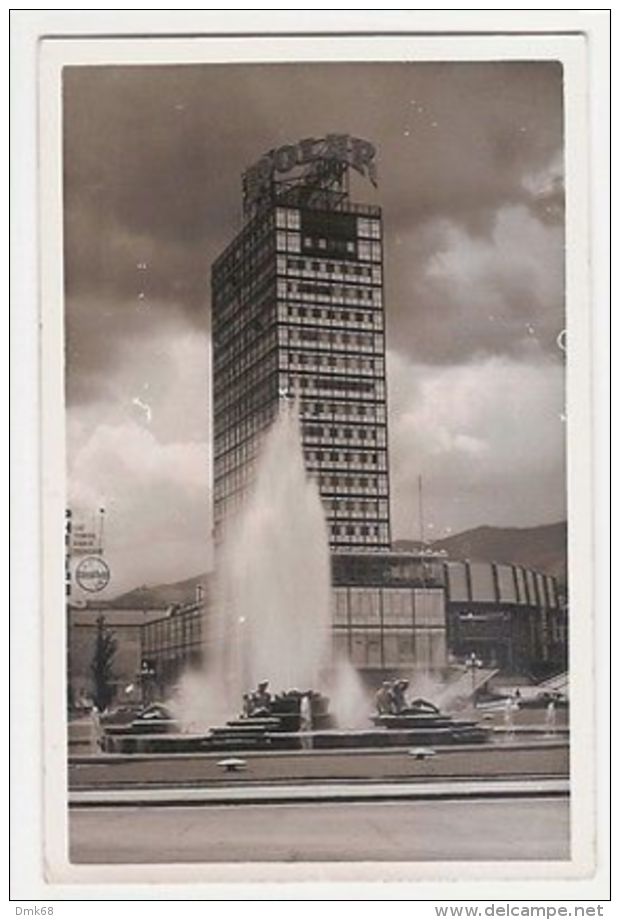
[
  {"xmin": 114, "ymin": 521, "xmax": 567, "ymax": 607},
  {"xmin": 395, "ymin": 520, "xmax": 567, "ymax": 583},
  {"xmin": 112, "ymin": 572, "xmax": 211, "ymax": 609}
]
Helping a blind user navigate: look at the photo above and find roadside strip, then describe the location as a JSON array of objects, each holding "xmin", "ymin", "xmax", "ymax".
[{"xmin": 69, "ymin": 777, "xmax": 569, "ymax": 808}]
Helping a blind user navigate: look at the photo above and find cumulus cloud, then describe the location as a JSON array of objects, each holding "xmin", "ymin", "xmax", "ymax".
[
  {"xmin": 66, "ymin": 293, "xmax": 211, "ymax": 437},
  {"xmin": 386, "ymin": 202, "xmax": 564, "ymax": 363},
  {"xmin": 387, "ymin": 350, "xmax": 566, "ymax": 540},
  {"xmin": 67, "ymin": 320, "xmax": 212, "ymax": 593},
  {"xmin": 69, "ymin": 421, "xmax": 212, "ymax": 595}
]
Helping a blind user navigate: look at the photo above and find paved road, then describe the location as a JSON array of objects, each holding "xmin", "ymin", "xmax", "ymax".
[{"xmin": 69, "ymin": 797, "xmax": 569, "ymax": 864}]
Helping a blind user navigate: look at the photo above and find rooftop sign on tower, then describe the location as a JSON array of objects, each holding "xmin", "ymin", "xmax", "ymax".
[{"xmin": 242, "ymin": 134, "xmax": 378, "ymax": 217}]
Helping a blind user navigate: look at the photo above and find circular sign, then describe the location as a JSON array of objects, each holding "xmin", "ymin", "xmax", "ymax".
[{"xmin": 75, "ymin": 556, "xmax": 110, "ymax": 593}]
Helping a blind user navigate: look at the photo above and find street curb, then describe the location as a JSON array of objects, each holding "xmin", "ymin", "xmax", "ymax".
[{"xmin": 69, "ymin": 777, "xmax": 569, "ymax": 808}]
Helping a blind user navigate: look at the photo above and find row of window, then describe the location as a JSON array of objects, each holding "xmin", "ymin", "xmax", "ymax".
[
  {"xmin": 278, "ymin": 278, "xmax": 382, "ymax": 306},
  {"xmin": 279, "ymin": 303, "xmax": 383, "ymax": 330},
  {"xmin": 332, "ymin": 587, "xmax": 445, "ymax": 627},
  {"xmin": 335, "ymin": 628, "xmax": 447, "ymax": 669},
  {"xmin": 143, "ymin": 613, "xmax": 203, "ymax": 651},
  {"xmin": 275, "ymin": 230, "xmax": 384, "ymax": 263},
  {"xmin": 357, "ymin": 217, "xmax": 381, "ymax": 239},
  {"xmin": 315, "ymin": 472, "xmax": 389, "ymax": 496},
  {"xmin": 299, "ymin": 400, "xmax": 387, "ymax": 424},
  {"xmin": 280, "ymin": 373, "xmax": 385, "ymax": 400},
  {"xmin": 276, "ymin": 230, "xmax": 304, "ymax": 254},
  {"xmin": 275, "ymin": 208, "xmax": 382, "ymax": 242},
  {"xmin": 281, "ymin": 327, "xmax": 383, "ymax": 353},
  {"xmin": 300, "ymin": 234, "xmax": 357, "ymax": 257},
  {"xmin": 275, "ymin": 207, "xmax": 301, "ymax": 230},
  {"xmin": 281, "ymin": 255, "xmax": 382, "ymax": 285},
  {"xmin": 445, "ymin": 561, "xmax": 559, "ymax": 608},
  {"xmin": 324, "ymin": 497, "xmax": 389, "ymax": 518},
  {"xmin": 283, "ymin": 353, "xmax": 384, "ymax": 377},
  {"xmin": 305, "ymin": 448, "xmax": 388, "ymax": 471},
  {"xmin": 303, "ymin": 423, "xmax": 387, "ymax": 446},
  {"xmin": 330, "ymin": 523, "xmax": 389, "ymax": 541}
]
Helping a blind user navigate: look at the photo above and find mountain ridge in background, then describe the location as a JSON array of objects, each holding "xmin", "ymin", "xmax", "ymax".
[
  {"xmin": 111, "ymin": 573, "xmax": 209, "ymax": 610},
  {"xmin": 112, "ymin": 520, "xmax": 567, "ymax": 608},
  {"xmin": 394, "ymin": 520, "xmax": 567, "ymax": 583}
]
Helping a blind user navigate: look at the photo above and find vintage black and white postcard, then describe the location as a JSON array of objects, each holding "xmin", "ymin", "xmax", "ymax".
[{"xmin": 11, "ymin": 10, "xmax": 609, "ymax": 902}]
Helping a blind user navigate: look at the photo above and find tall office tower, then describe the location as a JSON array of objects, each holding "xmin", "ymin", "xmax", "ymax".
[{"xmin": 211, "ymin": 135, "xmax": 391, "ymax": 551}]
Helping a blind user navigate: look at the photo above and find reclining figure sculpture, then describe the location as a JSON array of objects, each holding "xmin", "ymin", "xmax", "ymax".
[{"xmin": 375, "ymin": 679, "xmax": 441, "ymax": 716}]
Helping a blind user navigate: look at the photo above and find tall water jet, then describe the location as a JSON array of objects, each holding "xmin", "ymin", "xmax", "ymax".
[
  {"xmin": 212, "ymin": 397, "xmax": 333, "ymax": 714},
  {"xmin": 326, "ymin": 657, "xmax": 371, "ymax": 729}
]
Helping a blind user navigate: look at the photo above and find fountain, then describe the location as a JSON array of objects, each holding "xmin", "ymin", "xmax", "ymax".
[
  {"xmin": 544, "ymin": 698, "xmax": 558, "ymax": 738},
  {"xmin": 212, "ymin": 397, "xmax": 333, "ymax": 709},
  {"xmin": 502, "ymin": 693, "xmax": 519, "ymax": 743},
  {"xmin": 101, "ymin": 400, "xmax": 491, "ymax": 754}
]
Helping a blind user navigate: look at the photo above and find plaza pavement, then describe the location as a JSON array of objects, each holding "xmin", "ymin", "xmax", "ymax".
[{"xmin": 69, "ymin": 796, "xmax": 570, "ymax": 863}]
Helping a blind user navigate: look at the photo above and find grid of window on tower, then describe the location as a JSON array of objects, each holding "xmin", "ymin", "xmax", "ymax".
[{"xmin": 211, "ymin": 199, "xmax": 392, "ymax": 550}]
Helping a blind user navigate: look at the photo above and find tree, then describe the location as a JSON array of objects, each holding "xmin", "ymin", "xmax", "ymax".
[{"xmin": 90, "ymin": 615, "xmax": 118, "ymax": 711}]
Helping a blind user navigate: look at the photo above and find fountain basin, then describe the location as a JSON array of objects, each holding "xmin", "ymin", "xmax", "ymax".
[{"xmin": 101, "ymin": 716, "xmax": 491, "ymax": 754}]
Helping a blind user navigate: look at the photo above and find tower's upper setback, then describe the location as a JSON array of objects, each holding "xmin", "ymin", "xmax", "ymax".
[{"xmin": 211, "ymin": 135, "xmax": 391, "ymax": 551}]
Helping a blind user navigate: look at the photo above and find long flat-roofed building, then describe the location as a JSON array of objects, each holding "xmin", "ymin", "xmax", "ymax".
[
  {"xmin": 211, "ymin": 135, "xmax": 391, "ymax": 551},
  {"xmin": 140, "ymin": 555, "xmax": 564, "ymax": 691}
]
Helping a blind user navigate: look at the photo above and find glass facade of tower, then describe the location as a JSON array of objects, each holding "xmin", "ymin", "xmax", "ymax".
[{"xmin": 212, "ymin": 195, "xmax": 391, "ymax": 551}]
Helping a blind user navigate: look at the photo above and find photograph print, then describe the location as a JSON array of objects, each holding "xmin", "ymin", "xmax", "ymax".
[{"xmin": 61, "ymin": 52, "xmax": 574, "ymax": 870}]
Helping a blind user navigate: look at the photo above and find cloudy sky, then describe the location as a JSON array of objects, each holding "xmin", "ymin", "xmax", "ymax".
[{"xmin": 64, "ymin": 61, "xmax": 566, "ymax": 594}]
